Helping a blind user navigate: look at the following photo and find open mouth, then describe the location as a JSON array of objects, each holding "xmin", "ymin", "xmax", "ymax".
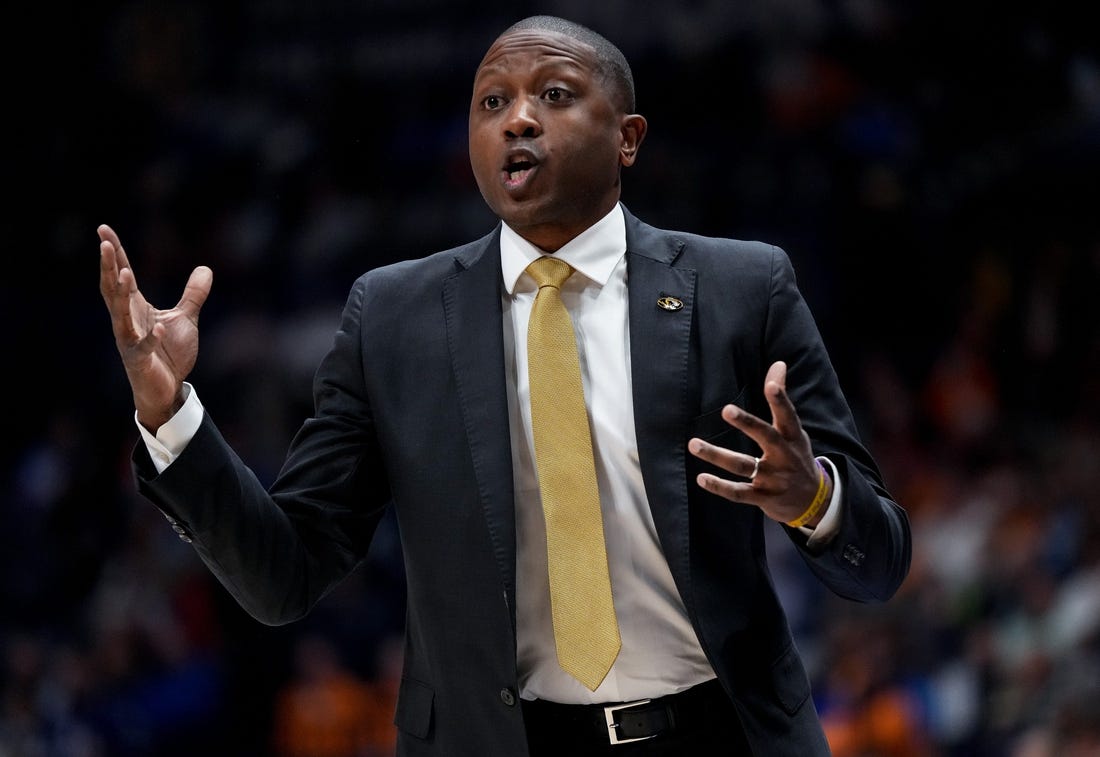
[
  {"xmin": 502, "ymin": 148, "xmax": 540, "ymax": 190},
  {"xmin": 505, "ymin": 159, "xmax": 535, "ymax": 184}
]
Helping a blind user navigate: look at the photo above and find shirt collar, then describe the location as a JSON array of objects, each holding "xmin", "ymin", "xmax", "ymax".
[{"xmin": 501, "ymin": 203, "xmax": 626, "ymax": 295}]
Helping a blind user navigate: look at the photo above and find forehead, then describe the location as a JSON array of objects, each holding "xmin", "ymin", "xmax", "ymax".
[{"xmin": 474, "ymin": 29, "xmax": 599, "ymax": 82}]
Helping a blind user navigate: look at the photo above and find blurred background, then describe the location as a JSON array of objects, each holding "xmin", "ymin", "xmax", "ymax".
[{"xmin": 5, "ymin": 1, "xmax": 1099, "ymax": 755}]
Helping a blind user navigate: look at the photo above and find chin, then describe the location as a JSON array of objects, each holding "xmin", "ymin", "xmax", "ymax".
[{"xmin": 494, "ymin": 198, "xmax": 545, "ymax": 229}]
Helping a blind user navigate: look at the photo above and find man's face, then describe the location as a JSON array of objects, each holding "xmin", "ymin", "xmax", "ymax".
[{"xmin": 468, "ymin": 29, "xmax": 642, "ymax": 252}]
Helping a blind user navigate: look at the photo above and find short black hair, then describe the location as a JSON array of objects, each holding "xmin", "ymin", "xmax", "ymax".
[{"xmin": 501, "ymin": 15, "xmax": 636, "ymax": 113}]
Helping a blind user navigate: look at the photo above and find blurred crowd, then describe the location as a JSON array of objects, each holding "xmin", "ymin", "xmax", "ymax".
[{"xmin": 5, "ymin": 1, "xmax": 1098, "ymax": 755}]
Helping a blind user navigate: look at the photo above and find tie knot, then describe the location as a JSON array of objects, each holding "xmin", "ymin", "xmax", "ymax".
[{"xmin": 527, "ymin": 256, "xmax": 574, "ymax": 290}]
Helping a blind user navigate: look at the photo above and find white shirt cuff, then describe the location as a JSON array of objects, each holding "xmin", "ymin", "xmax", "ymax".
[
  {"xmin": 801, "ymin": 455, "xmax": 842, "ymax": 547},
  {"xmin": 136, "ymin": 383, "xmax": 204, "ymax": 474}
]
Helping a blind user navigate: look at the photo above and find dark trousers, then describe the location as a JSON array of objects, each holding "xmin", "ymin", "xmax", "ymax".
[{"xmin": 521, "ymin": 678, "xmax": 752, "ymax": 756}]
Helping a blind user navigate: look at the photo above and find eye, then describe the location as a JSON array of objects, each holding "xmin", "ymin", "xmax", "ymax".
[
  {"xmin": 544, "ymin": 87, "xmax": 572, "ymax": 103},
  {"xmin": 482, "ymin": 94, "xmax": 506, "ymax": 110}
]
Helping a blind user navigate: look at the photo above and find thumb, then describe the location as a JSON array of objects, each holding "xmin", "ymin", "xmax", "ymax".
[{"xmin": 177, "ymin": 265, "xmax": 213, "ymax": 318}]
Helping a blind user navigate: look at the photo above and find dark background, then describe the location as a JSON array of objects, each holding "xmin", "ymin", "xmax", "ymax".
[{"xmin": 5, "ymin": 1, "xmax": 1099, "ymax": 755}]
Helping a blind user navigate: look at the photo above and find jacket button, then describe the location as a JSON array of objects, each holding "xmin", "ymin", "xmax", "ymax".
[
  {"xmin": 170, "ymin": 524, "xmax": 193, "ymax": 543},
  {"xmin": 499, "ymin": 688, "xmax": 516, "ymax": 707}
]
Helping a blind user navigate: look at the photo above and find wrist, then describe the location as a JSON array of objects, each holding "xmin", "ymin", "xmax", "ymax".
[
  {"xmin": 134, "ymin": 386, "xmax": 186, "ymax": 432},
  {"xmin": 786, "ymin": 459, "xmax": 832, "ymax": 528}
]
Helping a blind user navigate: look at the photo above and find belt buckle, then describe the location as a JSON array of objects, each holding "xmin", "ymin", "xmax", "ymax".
[{"xmin": 604, "ymin": 698, "xmax": 656, "ymax": 745}]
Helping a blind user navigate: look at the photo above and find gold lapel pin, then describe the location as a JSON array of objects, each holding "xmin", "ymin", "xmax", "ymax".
[{"xmin": 657, "ymin": 295, "xmax": 683, "ymax": 311}]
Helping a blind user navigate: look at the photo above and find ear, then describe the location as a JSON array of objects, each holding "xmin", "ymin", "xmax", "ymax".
[{"xmin": 619, "ymin": 114, "xmax": 647, "ymax": 167}]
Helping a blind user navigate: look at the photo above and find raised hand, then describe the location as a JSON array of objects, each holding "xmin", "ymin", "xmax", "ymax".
[
  {"xmin": 688, "ymin": 361, "xmax": 831, "ymax": 528},
  {"xmin": 98, "ymin": 224, "xmax": 213, "ymax": 432}
]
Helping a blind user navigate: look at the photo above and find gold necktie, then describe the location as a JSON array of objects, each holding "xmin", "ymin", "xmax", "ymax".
[{"xmin": 525, "ymin": 256, "xmax": 621, "ymax": 691}]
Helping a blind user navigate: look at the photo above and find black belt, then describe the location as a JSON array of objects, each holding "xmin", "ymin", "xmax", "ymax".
[{"xmin": 521, "ymin": 678, "xmax": 727, "ymax": 746}]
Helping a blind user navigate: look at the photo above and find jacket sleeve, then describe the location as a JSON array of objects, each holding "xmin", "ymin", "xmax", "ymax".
[
  {"xmin": 134, "ymin": 275, "xmax": 390, "ymax": 624},
  {"xmin": 763, "ymin": 245, "xmax": 912, "ymax": 602}
]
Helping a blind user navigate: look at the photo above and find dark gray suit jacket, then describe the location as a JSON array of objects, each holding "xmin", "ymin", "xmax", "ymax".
[{"xmin": 135, "ymin": 206, "xmax": 911, "ymax": 756}]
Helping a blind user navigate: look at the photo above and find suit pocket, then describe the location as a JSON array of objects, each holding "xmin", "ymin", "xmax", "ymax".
[
  {"xmin": 771, "ymin": 643, "xmax": 811, "ymax": 715},
  {"xmin": 394, "ymin": 676, "xmax": 434, "ymax": 739},
  {"xmin": 686, "ymin": 393, "xmax": 756, "ymax": 470},
  {"xmin": 691, "ymin": 406, "xmax": 732, "ymax": 441},
  {"xmin": 690, "ymin": 389, "xmax": 747, "ymax": 438}
]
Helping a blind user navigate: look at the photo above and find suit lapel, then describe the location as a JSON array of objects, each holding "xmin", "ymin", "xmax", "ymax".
[
  {"xmin": 442, "ymin": 230, "xmax": 518, "ymax": 632},
  {"xmin": 624, "ymin": 210, "xmax": 698, "ymax": 611}
]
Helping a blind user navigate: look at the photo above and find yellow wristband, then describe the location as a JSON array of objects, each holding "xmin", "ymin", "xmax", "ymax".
[{"xmin": 786, "ymin": 460, "xmax": 830, "ymax": 528}]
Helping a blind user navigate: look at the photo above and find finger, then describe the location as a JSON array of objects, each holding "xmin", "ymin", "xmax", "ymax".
[
  {"xmin": 98, "ymin": 230, "xmax": 136, "ymax": 314},
  {"xmin": 763, "ymin": 361, "xmax": 802, "ymax": 439},
  {"xmin": 133, "ymin": 321, "xmax": 166, "ymax": 359},
  {"xmin": 99, "ymin": 240, "xmax": 131, "ymax": 317},
  {"xmin": 99, "ymin": 237, "xmax": 120, "ymax": 299},
  {"xmin": 97, "ymin": 223, "xmax": 118, "ymax": 246},
  {"xmin": 106, "ymin": 265, "xmax": 142, "ymax": 345},
  {"xmin": 717, "ymin": 403, "xmax": 780, "ymax": 452},
  {"xmin": 116, "ymin": 321, "xmax": 166, "ymax": 366},
  {"xmin": 97, "ymin": 223, "xmax": 132, "ymax": 272},
  {"xmin": 695, "ymin": 472, "xmax": 756, "ymax": 505},
  {"xmin": 176, "ymin": 265, "xmax": 214, "ymax": 318},
  {"xmin": 688, "ymin": 437, "xmax": 759, "ymax": 480}
]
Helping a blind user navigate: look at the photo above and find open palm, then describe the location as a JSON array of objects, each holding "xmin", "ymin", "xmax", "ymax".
[{"xmin": 98, "ymin": 224, "xmax": 212, "ymax": 429}]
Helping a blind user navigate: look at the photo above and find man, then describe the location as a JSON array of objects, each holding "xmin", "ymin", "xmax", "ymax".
[{"xmin": 99, "ymin": 14, "xmax": 910, "ymax": 757}]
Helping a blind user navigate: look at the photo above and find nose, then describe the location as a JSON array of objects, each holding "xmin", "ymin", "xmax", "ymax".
[{"xmin": 503, "ymin": 97, "xmax": 541, "ymax": 139}]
